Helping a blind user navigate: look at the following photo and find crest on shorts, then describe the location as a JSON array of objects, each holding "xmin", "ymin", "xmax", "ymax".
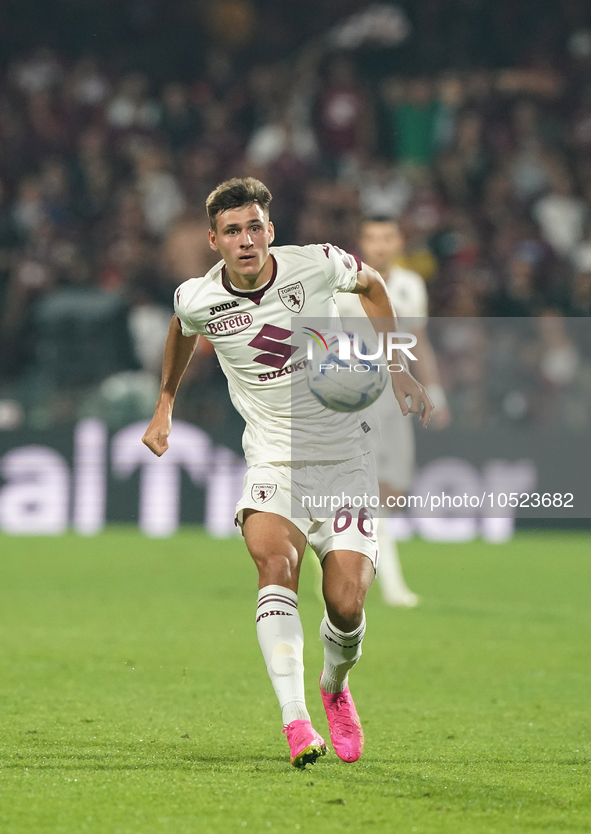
[
  {"xmin": 251, "ymin": 483, "xmax": 277, "ymax": 504},
  {"xmin": 278, "ymin": 282, "xmax": 305, "ymax": 313}
]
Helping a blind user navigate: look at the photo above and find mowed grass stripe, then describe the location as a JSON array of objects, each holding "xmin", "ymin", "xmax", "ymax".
[{"xmin": 0, "ymin": 529, "xmax": 589, "ymax": 834}]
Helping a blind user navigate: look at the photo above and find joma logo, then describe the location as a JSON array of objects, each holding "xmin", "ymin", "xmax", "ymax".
[{"xmin": 209, "ymin": 301, "xmax": 239, "ymax": 315}]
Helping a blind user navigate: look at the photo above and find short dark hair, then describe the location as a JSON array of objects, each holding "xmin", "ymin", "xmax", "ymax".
[{"xmin": 206, "ymin": 177, "xmax": 272, "ymax": 230}]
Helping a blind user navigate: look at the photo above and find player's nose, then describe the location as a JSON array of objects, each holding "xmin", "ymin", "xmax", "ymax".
[{"xmin": 239, "ymin": 231, "xmax": 254, "ymax": 247}]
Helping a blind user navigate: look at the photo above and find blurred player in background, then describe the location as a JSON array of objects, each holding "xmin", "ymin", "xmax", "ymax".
[
  {"xmin": 142, "ymin": 178, "xmax": 433, "ymax": 768},
  {"xmin": 337, "ymin": 218, "xmax": 450, "ymax": 606}
]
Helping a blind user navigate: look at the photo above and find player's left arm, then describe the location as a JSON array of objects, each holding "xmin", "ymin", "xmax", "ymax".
[{"xmin": 351, "ymin": 264, "xmax": 434, "ymax": 427}]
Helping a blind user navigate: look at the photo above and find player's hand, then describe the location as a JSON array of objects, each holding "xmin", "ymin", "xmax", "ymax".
[
  {"xmin": 142, "ymin": 413, "xmax": 172, "ymax": 456},
  {"xmin": 391, "ymin": 368, "xmax": 434, "ymax": 428}
]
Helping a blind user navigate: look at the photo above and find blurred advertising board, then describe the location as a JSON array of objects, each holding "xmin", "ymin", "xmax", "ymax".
[{"xmin": 0, "ymin": 419, "xmax": 589, "ymax": 540}]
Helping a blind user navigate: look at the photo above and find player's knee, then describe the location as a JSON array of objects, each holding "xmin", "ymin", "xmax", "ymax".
[
  {"xmin": 251, "ymin": 551, "xmax": 298, "ymax": 585},
  {"xmin": 325, "ymin": 595, "xmax": 364, "ymax": 631}
]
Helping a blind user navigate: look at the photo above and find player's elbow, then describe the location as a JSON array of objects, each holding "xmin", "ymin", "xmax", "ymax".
[{"xmin": 354, "ymin": 265, "xmax": 384, "ymax": 297}]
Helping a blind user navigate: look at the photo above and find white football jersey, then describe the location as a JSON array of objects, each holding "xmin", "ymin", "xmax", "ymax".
[
  {"xmin": 336, "ymin": 265, "xmax": 428, "ymax": 323},
  {"xmin": 174, "ymin": 244, "xmax": 380, "ymax": 466}
]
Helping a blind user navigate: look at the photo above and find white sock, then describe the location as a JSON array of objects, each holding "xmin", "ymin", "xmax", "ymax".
[
  {"xmin": 377, "ymin": 523, "xmax": 415, "ymax": 603},
  {"xmin": 256, "ymin": 585, "xmax": 310, "ymax": 725},
  {"xmin": 319, "ymin": 612, "xmax": 366, "ymax": 694}
]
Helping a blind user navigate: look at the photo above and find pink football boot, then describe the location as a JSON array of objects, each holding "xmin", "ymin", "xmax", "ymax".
[
  {"xmin": 283, "ymin": 720, "xmax": 327, "ymax": 769},
  {"xmin": 320, "ymin": 683, "xmax": 364, "ymax": 762}
]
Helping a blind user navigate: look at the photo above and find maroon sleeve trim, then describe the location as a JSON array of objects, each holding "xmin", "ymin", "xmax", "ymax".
[{"xmin": 353, "ymin": 254, "xmax": 362, "ymax": 272}]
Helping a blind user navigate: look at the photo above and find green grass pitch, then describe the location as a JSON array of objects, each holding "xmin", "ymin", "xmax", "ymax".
[{"xmin": 0, "ymin": 529, "xmax": 590, "ymax": 834}]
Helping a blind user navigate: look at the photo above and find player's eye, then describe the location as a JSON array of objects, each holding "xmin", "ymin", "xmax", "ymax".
[{"xmin": 250, "ymin": 225, "xmax": 261, "ymax": 232}]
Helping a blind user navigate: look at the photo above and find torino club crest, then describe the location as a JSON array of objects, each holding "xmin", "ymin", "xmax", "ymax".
[
  {"xmin": 278, "ymin": 282, "xmax": 305, "ymax": 313},
  {"xmin": 251, "ymin": 484, "xmax": 278, "ymax": 504}
]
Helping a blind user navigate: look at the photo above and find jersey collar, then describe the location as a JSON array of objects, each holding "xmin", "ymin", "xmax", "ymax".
[{"xmin": 221, "ymin": 255, "xmax": 278, "ymax": 306}]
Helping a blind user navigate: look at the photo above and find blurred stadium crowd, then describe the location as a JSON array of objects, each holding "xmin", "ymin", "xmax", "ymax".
[{"xmin": 0, "ymin": 0, "xmax": 590, "ymax": 434}]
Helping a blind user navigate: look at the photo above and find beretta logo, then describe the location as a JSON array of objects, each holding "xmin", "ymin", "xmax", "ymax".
[{"xmin": 205, "ymin": 311, "xmax": 253, "ymax": 336}]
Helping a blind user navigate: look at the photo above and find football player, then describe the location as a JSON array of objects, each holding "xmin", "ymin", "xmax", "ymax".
[{"xmin": 143, "ymin": 179, "xmax": 433, "ymax": 767}]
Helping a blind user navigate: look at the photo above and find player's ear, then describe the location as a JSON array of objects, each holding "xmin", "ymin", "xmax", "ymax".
[
  {"xmin": 208, "ymin": 229, "xmax": 219, "ymax": 252},
  {"xmin": 267, "ymin": 220, "xmax": 275, "ymax": 245}
]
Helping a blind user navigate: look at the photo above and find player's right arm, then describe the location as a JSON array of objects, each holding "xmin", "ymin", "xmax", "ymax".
[{"xmin": 142, "ymin": 315, "xmax": 199, "ymax": 456}]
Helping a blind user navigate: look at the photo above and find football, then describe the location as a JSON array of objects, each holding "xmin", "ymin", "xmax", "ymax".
[{"xmin": 305, "ymin": 331, "xmax": 390, "ymax": 412}]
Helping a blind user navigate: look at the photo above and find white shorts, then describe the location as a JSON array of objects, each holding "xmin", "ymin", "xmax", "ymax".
[
  {"xmin": 235, "ymin": 453, "xmax": 379, "ymax": 568},
  {"xmin": 373, "ymin": 387, "xmax": 415, "ymax": 492}
]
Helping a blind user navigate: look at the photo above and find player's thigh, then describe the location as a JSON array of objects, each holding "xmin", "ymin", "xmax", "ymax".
[
  {"xmin": 242, "ymin": 510, "xmax": 307, "ymax": 589},
  {"xmin": 307, "ymin": 453, "xmax": 378, "ymax": 627}
]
